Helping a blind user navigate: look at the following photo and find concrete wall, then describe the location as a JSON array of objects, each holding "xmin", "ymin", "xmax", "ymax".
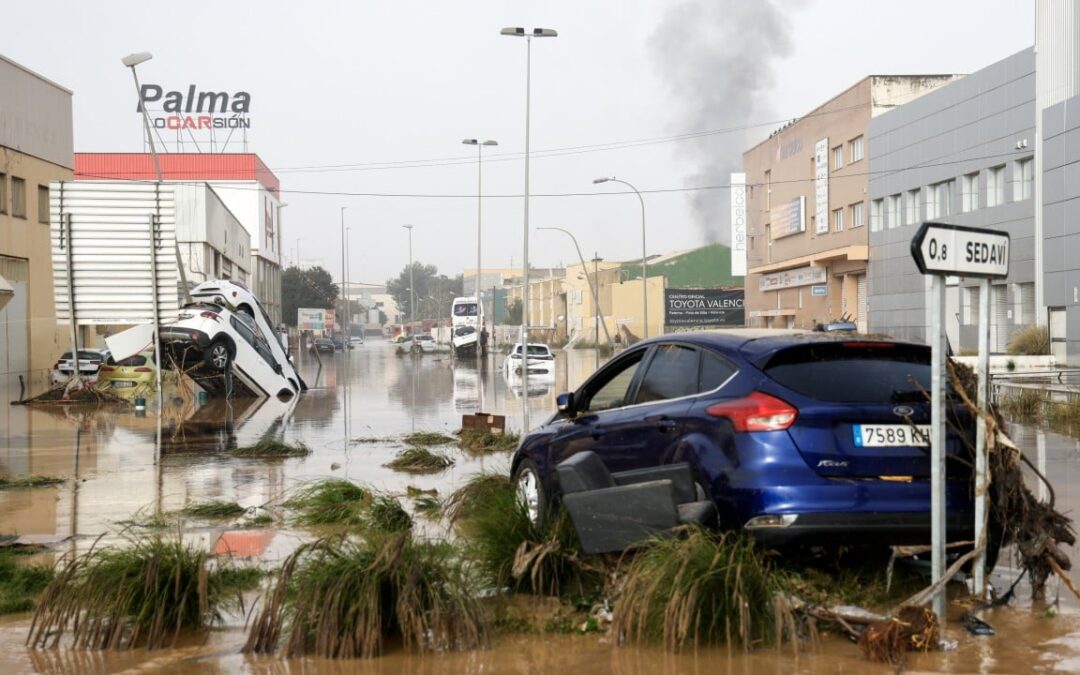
[
  {"xmin": 868, "ymin": 49, "xmax": 1036, "ymax": 349},
  {"xmin": 1042, "ymin": 94, "xmax": 1080, "ymax": 364}
]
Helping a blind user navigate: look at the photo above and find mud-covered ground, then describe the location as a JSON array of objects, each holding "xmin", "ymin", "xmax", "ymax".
[{"xmin": 1, "ymin": 339, "xmax": 1079, "ymax": 673}]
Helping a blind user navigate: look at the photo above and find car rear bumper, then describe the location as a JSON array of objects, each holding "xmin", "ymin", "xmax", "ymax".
[{"xmin": 745, "ymin": 510, "xmax": 975, "ymax": 547}]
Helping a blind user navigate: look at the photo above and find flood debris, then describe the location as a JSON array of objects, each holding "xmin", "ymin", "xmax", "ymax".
[
  {"xmin": 858, "ymin": 606, "xmax": 938, "ymax": 665},
  {"xmin": 27, "ymin": 534, "xmax": 238, "ymax": 650},
  {"xmin": 384, "ymin": 447, "xmax": 454, "ymax": 474},
  {"xmin": 0, "ymin": 475, "xmax": 65, "ymax": 490},
  {"xmin": 285, "ymin": 480, "xmax": 373, "ymax": 527},
  {"xmin": 402, "ymin": 431, "xmax": 457, "ymax": 446},
  {"xmin": 11, "ymin": 384, "xmax": 129, "ymax": 407},
  {"xmin": 407, "ymin": 487, "xmax": 441, "ymax": 518},
  {"xmin": 227, "ymin": 438, "xmax": 311, "ymax": 458},
  {"xmin": 243, "ymin": 532, "xmax": 486, "ymax": 658},
  {"xmin": 0, "ymin": 550, "xmax": 54, "ymax": 615},
  {"xmin": 457, "ymin": 429, "xmax": 520, "ymax": 454},
  {"xmin": 444, "ymin": 473, "xmax": 512, "ymax": 527},
  {"xmin": 179, "ymin": 500, "xmax": 246, "ymax": 519}
]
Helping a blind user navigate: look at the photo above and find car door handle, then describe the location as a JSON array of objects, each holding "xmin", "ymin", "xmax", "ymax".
[
  {"xmin": 648, "ymin": 415, "xmax": 677, "ymax": 432},
  {"xmin": 591, "ymin": 426, "xmax": 606, "ymax": 439}
]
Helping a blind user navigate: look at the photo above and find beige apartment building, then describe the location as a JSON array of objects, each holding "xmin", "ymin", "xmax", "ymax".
[
  {"xmin": 743, "ymin": 75, "xmax": 960, "ymax": 331},
  {"xmin": 0, "ymin": 55, "xmax": 73, "ymax": 394}
]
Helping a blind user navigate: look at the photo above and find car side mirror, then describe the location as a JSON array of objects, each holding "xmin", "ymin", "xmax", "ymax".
[{"xmin": 556, "ymin": 392, "xmax": 574, "ymax": 413}]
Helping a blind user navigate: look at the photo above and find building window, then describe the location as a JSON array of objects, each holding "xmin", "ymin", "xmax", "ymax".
[
  {"xmin": 849, "ymin": 135, "xmax": 864, "ymax": 163},
  {"xmin": 851, "ymin": 201, "xmax": 865, "ymax": 228},
  {"xmin": 37, "ymin": 185, "xmax": 49, "ymax": 224},
  {"xmin": 886, "ymin": 193, "xmax": 901, "ymax": 228},
  {"xmin": 1014, "ymin": 157, "xmax": 1034, "ymax": 201},
  {"xmin": 870, "ymin": 198, "xmax": 883, "ymax": 232},
  {"xmin": 11, "ymin": 177, "xmax": 26, "ymax": 218},
  {"xmin": 987, "ymin": 165, "xmax": 1005, "ymax": 207},
  {"xmin": 905, "ymin": 188, "xmax": 921, "ymax": 225},
  {"xmin": 0, "ymin": 173, "xmax": 6, "ymax": 214},
  {"xmin": 928, "ymin": 180, "xmax": 953, "ymax": 219},
  {"xmin": 832, "ymin": 207, "xmax": 844, "ymax": 232},
  {"xmin": 832, "ymin": 145, "xmax": 844, "ymax": 170},
  {"xmin": 961, "ymin": 172, "xmax": 979, "ymax": 212}
]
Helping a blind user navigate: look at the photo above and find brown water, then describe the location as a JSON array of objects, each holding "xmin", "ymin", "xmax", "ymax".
[{"xmin": 2, "ymin": 339, "xmax": 1080, "ymax": 673}]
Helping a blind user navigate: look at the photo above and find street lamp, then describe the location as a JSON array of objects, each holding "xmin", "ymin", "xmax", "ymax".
[
  {"xmin": 403, "ymin": 225, "xmax": 414, "ymax": 337},
  {"xmin": 594, "ymin": 176, "xmax": 648, "ymax": 338},
  {"xmin": 502, "ymin": 26, "xmax": 557, "ymax": 431},
  {"xmin": 462, "ymin": 138, "xmax": 498, "ymax": 360},
  {"xmin": 340, "ymin": 207, "xmax": 348, "ymax": 336},
  {"xmin": 538, "ymin": 227, "xmax": 611, "ymax": 370}
]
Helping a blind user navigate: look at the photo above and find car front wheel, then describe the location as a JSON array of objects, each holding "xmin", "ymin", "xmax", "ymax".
[
  {"xmin": 513, "ymin": 458, "xmax": 545, "ymax": 527},
  {"xmin": 205, "ymin": 339, "xmax": 233, "ymax": 371}
]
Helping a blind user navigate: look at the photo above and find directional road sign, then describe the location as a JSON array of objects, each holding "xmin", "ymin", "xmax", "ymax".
[{"xmin": 910, "ymin": 222, "xmax": 1010, "ymax": 279}]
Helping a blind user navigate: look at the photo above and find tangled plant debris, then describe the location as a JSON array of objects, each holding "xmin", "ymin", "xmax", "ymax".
[
  {"xmin": 0, "ymin": 475, "xmax": 65, "ymax": 490},
  {"xmin": 384, "ymin": 447, "xmax": 454, "ymax": 474},
  {"xmin": 179, "ymin": 500, "xmax": 246, "ymax": 519},
  {"xmin": 0, "ymin": 550, "xmax": 54, "ymax": 615},
  {"xmin": 402, "ymin": 431, "xmax": 457, "ymax": 446},
  {"xmin": 285, "ymin": 480, "xmax": 373, "ymax": 527},
  {"xmin": 228, "ymin": 439, "xmax": 311, "ymax": 458},
  {"xmin": 457, "ymin": 429, "xmax": 521, "ymax": 454}
]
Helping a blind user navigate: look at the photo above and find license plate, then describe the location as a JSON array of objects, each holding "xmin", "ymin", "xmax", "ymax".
[
  {"xmin": 853, "ymin": 424, "xmax": 930, "ymax": 447},
  {"xmin": 111, "ymin": 381, "xmax": 135, "ymax": 388}
]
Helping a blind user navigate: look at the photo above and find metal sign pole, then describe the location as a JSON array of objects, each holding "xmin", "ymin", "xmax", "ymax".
[
  {"xmin": 973, "ymin": 277, "xmax": 992, "ymax": 597},
  {"xmin": 929, "ymin": 274, "xmax": 948, "ymax": 621}
]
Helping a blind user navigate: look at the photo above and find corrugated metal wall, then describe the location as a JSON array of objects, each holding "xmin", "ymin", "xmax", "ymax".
[{"xmin": 50, "ymin": 181, "xmax": 180, "ymax": 325}]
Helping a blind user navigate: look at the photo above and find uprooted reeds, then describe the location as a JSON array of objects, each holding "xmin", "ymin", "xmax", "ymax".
[
  {"xmin": 179, "ymin": 500, "xmax": 246, "ymax": 519},
  {"xmin": 457, "ymin": 429, "xmax": 521, "ymax": 454},
  {"xmin": 27, "ymin": 534, "xmax": 236, "ymax": 650},
  {"xmin": 0, "ymin": 475, "xmax": 65, "ymax": 490},
  {"xmin": 228, "ymin": 438, "xmax": 311, "ymax": 458},
  {"xmin": 384, "ymin": 447, "xmax": 454, "ymax": 474},
  {"xmin": 285, "ymin": 480, "xmax": 373, "ymax": 527},
  {"xmin": 0, "ymin": 550, "xmax": 54, "ymax": 614},
  {"xmin": 402, "ymin": 431, "xmax": 457, "ymax": 446},
  {"xmin": 459, "ymin": 476, "xmax": 599, "ymax": 597},
  {"xmin": 613, "ymin": 527, "xmax": 788, "ymax": 651},
  {"xmin": 243, "ymin": 532, "xmax": 486, "ymax": 658},
  {"xmin": 444, "ymin": 473, "xmax": 512, "ymax": 527}
]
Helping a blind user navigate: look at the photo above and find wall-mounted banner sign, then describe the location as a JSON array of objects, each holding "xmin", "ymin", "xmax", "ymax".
[
  {"xmin": 814, "ymin": 138, "xmax": 829, "ymax": 234},
  {"xmin": 770, "ymin": 196, "xmax": 806, "ymax": 239},
  {"xmin": 730, "ymin": 173, "xmax": 747, "ymax": 277},
  {"xmin": 664, "ymin": 288, "xmax": 744, "ymax": 327},
  {"xmin": 137, "ymin": 85, "xmax": 252, "ymax": 130},
  {"xmin": 758, "ymin": 264, "xmax": 827, "ymax": 291}
]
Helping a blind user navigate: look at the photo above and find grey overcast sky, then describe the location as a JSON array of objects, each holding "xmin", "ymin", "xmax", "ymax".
[{"xmin": 3, "ymin": 0, "xmax": 1033, "ymax": 285}]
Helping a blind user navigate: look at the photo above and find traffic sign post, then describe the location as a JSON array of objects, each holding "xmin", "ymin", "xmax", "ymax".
[{"xmin": 910, "ymin": 222, "xmax": 1009, "ymax": 622}]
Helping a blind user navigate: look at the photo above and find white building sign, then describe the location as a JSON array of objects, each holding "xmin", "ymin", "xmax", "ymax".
[
  {"xmin": 770, "ymin": 196, "xmax": 806, "ymax": 239},
  {"xmin": 815, "ymin": 137, "xmax": 829, "ymax": 234},
  {"xmin": 730, "ymin": 172, "xmax": 747, "ymax": 277},
  {"xmin": 758, "ymin": 265, "xmax": 828, "ymax": 291}
]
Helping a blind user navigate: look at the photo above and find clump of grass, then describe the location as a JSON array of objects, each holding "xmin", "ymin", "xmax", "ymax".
[
  {"xmin": 460, "ymin": 478, "xmax": 598, "ymax": 597},
  {"xmin": 0, "ymin": 550, "xmax": 54, "ymax": 614},
  {"xmin": 0, "ymin": 474, "xmax": 64, "ymax": 490},
  {"xmin": 27, "ymin": 534, "xmax": 234, "ymax": 650},
  {"xmin": 244, "ymin": 533, "xmax": 486, "ymax": 658},
  {"xmin": 403, "ymin": 431, "xmax": 457, "ymax": 446},
  {"xmin": 351, "ymin": 436, "xmax": 392, "ymax": 444},
  {"xmin": 458, "ymin": 429, "xmax": 521, "ymax": 454},
  {"xmin": 121, "ymin": 509, "xmax": 178, "ymax": 530},
  {"xmin": 385, "ymin": 447, "xmax": 454, "ymax": 474},
  {"xmin": 411, "ymin": 495, "xmax": 441, "ymax": 519},
  {"xmin": 367, "ymin": 496, "xmax": 413, "ymax": 533},
  {"xmin": 244, "ymin": 512, "xmax": 275, "ymax": 527},
  {"xmin": 285, "ymin": 480, "xmax": 373, "ymax": 527},
  {"xmin": 444, "ymin": 473, "xmax": 512, "ymax": 526},
  {"xmin": 228, "ymin": 439, "xmax": 311, "ymax": 458},
  {"xmin": 179, "ymin": 500, "xmax": 246, "ymax": 519},
  {"xmin": 1008, "ymin": 325, "xmax": 1049, "ymax": 355},
  {"xmin": 998, "ymin": 388, "xmax": 1044, "ymax": 422},
  {"xmin": 613, "ymin": 528, "xmax": 788, "ymax": 651},
  {"xmin": 217, "ymin": 566, "xmax": 266, "ymax": 593}
]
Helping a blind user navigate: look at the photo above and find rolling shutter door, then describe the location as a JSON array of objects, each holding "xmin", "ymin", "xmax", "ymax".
[
  {"xmin": 992, "ymin": 285, "xmax": 1008, "ymax": 352},
  {"xmin": 856, "ymin": 274, "xmax": 867, "ymax": 332}
]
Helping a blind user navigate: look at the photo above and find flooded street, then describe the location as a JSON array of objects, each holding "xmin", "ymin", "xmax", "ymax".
[{"xmin": 2, "ymin": 341, "xmax": 1080, "ymax": 673}]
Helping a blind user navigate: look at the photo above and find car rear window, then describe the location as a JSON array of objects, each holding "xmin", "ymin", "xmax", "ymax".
[
  {"xmin": 79, "ymin": 350, "xmax": 104, "ymax": 360},
  {"xmin": 762, "ymin": 342, "xmax": 931, "ymax": 403},
  {"xmin": 117, "ymin": 355, "xmax": 147, "ymax": 367}
]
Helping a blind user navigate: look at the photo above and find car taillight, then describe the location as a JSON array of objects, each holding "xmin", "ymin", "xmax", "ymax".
[
  {"xmin": 191, "ymin": 332, "xmax": 199, "ymax": 340},
  {"xmin": 706, "ymin": 392, "xmax": 797, "ymax": 432},
  {"xmin": 200, "ymin": 311, "xmax": 220, "ymax": 321},
  {"xmin": 134, "ymin": 367, "xmax": 152, "ymax": 373},
  {"xmin": 100, "ymin": 366, "xmax": 116, "ymax": 372}
]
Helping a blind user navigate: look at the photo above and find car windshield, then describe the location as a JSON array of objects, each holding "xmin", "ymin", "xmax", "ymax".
[
  {"xmin": 515, "ymin": 345, "xmax": 549, "ymax": 356},
  {"xmin": 453, "ymin": 303, "xmax": 478, "ymax": 316},
  {"xmin": 762, "ymin": 342, "xmax": 931, "ymax": 403}
]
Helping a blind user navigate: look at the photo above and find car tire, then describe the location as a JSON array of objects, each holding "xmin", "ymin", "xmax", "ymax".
[
  {"xmin": 205, "ymin": 338, "xmax": 233, "ymax": 372},
  {"xmin": 513, "ymin": 458, "xmax": 546, "ymax": 527}
]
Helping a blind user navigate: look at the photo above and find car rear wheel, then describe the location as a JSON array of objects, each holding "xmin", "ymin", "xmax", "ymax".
[
  {"xmin": 205, "ymin": 338, "xmax": 233, "ymax": 371},
  {"xmin": 514, "ymin": 458, "xmax": 545, "ymax": 527}
]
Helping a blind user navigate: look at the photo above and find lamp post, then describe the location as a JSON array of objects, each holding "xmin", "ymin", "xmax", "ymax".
[
  {"xmin": 594, "ymin": 176, "xmax": 648, "ymax": 338},
  {"xmin": 340, "ymin": 207, "xmax": 348, "ymax": 337},
  {"xmin": 501, "ymin": 26, "xmax": 557, "ymax": 431},
  {"xmin": 537, "ymin": 227, "xmax": 611, "ymax": 370},
  {"xmin": 403, "ymin": 225, "xmax": 414, "ymax": 337},
  {"xmin": 462, "ymin": 138, "xmax": 498, "ymax": 364}
]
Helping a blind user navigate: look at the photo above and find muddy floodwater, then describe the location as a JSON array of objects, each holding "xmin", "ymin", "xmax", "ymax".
[{"xmin": 2, "ymin": 339, "xmax": 1080, "ymax": 673}]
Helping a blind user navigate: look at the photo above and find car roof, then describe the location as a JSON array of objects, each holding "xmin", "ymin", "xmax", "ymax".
[{"xmin": 639, "ymin": 329, "xmax": 923, "ymax": 361}]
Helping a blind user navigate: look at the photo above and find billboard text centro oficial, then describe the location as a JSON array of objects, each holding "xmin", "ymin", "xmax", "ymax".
[{"xmin": 664, "ymin": 289, "xmax": 745, "ymax": 328}]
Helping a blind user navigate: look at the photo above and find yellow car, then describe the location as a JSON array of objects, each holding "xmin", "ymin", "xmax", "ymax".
[{"xmin": 97, "ymin": 352, "xmax": 157, "ymax": 394}]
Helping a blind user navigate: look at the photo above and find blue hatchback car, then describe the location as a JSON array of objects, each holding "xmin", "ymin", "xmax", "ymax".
[{"xmin": 510, "ymin": 329, "xmax": 977, "ymax": 548}]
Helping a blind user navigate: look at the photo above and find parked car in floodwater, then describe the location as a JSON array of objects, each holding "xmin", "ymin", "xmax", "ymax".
[
  {"xmin": 311, "ymin": 338, "xmax": 336, "ymax": 354},
  {"xmin": 503, "ymin": 343, "xmax": 555, "ymax": 377},
  {"xmin": 511, "ymin": 329, "xmax": 980, "ymax": 551},
  {"xmin": 51, "ymin": 348, "xmax": 111, "ymax": 386},
  {"xmin": 97, "ymin": 352, "xmax": 156, "ymax": 392},
  {"xmin": 413, "ymin": 334, "xmax": 437, "ymax": 353}
]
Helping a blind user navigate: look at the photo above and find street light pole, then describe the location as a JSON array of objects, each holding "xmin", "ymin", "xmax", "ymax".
[
  {"xmin": 502, "ymin": 26, "xmax": 557, "ymax": 432},
  {"xmin": 403, "ymin": 225, "xmax": 414, "ymax": 337},
  {"xmin": 594, "ymin": 176, "xmax": 648, "ymax": 339},
  {"xmin": 462, "ymin": 138, "xmax": 498, "ymax": 365},
  {"xmin": 537, "ymin": 226, "xmax": 611, "ymax": 370},
  {"xmin": 340, "ymin": 207, "xmax": 347, "ymax": 337}
]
